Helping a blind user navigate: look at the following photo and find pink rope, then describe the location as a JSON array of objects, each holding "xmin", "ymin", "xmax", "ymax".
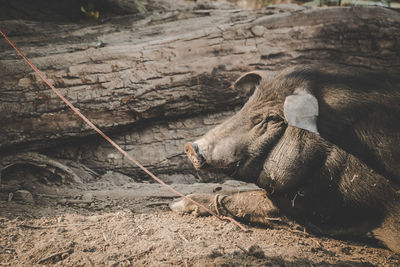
[{"xmin": 0, "ymin": 29, "xmax": 249, "ymax": 232}]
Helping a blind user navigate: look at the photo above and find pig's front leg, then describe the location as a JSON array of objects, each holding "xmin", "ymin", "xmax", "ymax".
[{"xmin": 169, "ymin": 190, "xmax": 280, "ymax": 226}]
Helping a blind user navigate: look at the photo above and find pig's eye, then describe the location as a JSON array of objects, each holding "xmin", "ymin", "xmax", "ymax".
[
  {"xmin": 251, "ymin": 115, "xmax": 264, "ymax": 125},
  {"xmin": 252, "ymin": 114, "xmax": 281, "ymax": 127},
  {"xmin": 262, "ymin": 115, "xmax": 282, "ymax": 127}
]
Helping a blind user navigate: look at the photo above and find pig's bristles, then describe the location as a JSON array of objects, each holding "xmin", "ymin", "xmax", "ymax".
[{"xmin": 0, "ymin": 29, "xmax": 249, "ymax": 233}]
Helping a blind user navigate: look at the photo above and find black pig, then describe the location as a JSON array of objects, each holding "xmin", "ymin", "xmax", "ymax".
[{"xmin": 171, "ymin": 65, "xmax": 400, "ymax": 253}]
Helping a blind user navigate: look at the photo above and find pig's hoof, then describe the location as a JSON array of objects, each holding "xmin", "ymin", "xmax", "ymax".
[{"xmin": 169, "ymin": 193, "xmax": 214, "ymax": 217}]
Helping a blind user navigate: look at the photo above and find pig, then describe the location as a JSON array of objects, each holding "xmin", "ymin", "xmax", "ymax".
[{"xmin": 171, "ymin": 65, "xmax": 400, "ymax": 253}]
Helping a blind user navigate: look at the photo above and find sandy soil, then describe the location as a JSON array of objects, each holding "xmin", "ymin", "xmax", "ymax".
[{"xmin": 1, "ymin": 173, "xmax": 400, "ymax": 266}]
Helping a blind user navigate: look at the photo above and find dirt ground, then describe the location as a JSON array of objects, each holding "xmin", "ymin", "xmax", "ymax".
[
  {"xmin": 1, "ymin": 0, "xmax": 400, "ymax": 266},
  {"xmin": 1, "ymin": 172, "xmax": 400, "ymax": 267}
]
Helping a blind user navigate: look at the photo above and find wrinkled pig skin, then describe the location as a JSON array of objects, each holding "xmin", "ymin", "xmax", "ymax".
[{"xmin": 174, "ymin": 65, "xmax": 400, "ymax": 253}]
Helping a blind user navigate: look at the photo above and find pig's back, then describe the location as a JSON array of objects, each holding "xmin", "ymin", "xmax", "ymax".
[{"xmin": 306, "ymin": 67, "xmax": 400, "ymax": 187}]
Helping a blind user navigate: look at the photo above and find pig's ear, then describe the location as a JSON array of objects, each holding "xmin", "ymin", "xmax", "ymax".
[
  {"xmin": 284, "ymin": 88, "xmax": 319, "ymax": 134},
  {"xmin": 232, "ymin": 71, "xmax": 263, "ymax": 96}
]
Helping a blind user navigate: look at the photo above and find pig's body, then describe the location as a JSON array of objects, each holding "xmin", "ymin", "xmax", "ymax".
[{"xmin": 172, "ymin": 65, "xmax": 400, "ymax": 253}]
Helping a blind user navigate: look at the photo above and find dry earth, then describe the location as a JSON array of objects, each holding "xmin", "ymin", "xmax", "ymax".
[
  {"xmin": 1, "ymin": 1, "xmax": 400, "ymax": 266},
  {"xmin": 1, "ymin": 173, "xmax": 400, "ymax": 266}
]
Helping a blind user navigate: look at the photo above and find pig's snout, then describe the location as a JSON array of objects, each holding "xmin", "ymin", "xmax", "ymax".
[{"xmin": 185, "ymin": 142, "xmax": 206, "ymax": 170}]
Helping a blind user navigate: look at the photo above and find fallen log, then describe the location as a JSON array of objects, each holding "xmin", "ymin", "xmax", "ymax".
[{"xmin": 0, "ymin": 4, "xmax": 399, "ymax": 182}]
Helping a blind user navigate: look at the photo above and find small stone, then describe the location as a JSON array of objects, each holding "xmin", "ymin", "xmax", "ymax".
[
  {"xmin": 251, "ymin": 25, "xmax": 265, "ymax": 37},
  {"xmin": 17, "ymin": 77, "xmax": 32, "ymax": 88},
  {"xmin": 57, "ymin": 228, "xmax": 67, "ymax": 233},
  {"xmin": 58, "ymin": 198, "xmax": 67, "ymax": 204},
  {"xmin": 341, "ymin": 246, "xmax": 352, "ymax": 255},
  {"xmin": 248, "ymin": 245, "xmax": 265, "ymax": 259},
  {"xmin": 210, "ymin": 249, "xmax": 222, "ymax": 258},
  {"xmin": 13, "ymin": 190, "xmax": 34, "ymax": 204},
  {"xmin": 82, "ymin": 193, "xmax": 94, "ymax": 202}
]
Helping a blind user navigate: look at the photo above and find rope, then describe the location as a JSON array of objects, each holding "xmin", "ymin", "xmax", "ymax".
[{"xmin": 0, "ymin": 29, "xmax": 248, "ymax": 232}]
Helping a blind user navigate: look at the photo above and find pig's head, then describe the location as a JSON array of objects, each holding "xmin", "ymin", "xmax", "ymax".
[{"xmin": 185, "ymin": 70, "xmax": 319, "ymax": 185}]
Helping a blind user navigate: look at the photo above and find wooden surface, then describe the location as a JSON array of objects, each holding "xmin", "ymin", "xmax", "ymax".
[{"xmin": 0, "ymin": 4, "xmax": 399, "ymax": 182}]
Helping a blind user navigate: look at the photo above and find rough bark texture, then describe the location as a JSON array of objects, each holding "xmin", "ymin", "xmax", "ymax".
[{"xmin": 1, "ymin": 4, "xmax": 399, "ymax": 183}]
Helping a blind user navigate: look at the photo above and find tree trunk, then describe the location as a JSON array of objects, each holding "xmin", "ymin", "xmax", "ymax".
[{"xmin": 0, "ymin": 5, "xmax": 399, "ymax": 183}]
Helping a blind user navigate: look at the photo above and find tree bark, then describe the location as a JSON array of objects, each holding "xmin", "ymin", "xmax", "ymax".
[{"xmin": 0, "ymin": 5, "xmax": 399, "ymax": 183}]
